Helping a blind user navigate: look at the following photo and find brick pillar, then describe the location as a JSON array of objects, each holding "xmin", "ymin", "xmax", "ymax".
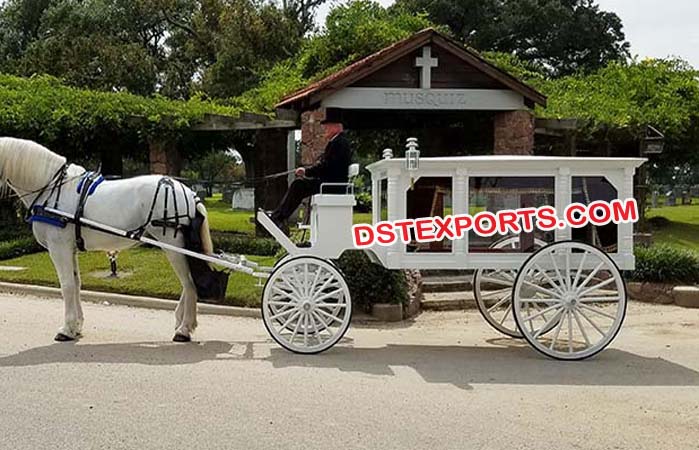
[
  {"xmin": 149, "ymin": 139, "xmax": 181, "ymax": 175},
  {"xmin": 301, "ymin": 108, "xmax": 327, "ymax": 165},
  {"xmin": 493, "ymin": 110, "xmax": 535, "ymax": 155}
]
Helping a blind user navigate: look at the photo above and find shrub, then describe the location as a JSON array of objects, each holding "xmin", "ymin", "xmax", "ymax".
[
  {"xmin": 335, "ymin": 251, "xmax": 408, "ymax": 312},
  {"xmin": 213, "ymin": 235, "xmax": 280, "ymax": 257},
  {"xmin": 354, "ymin": 192, "xmax": 372, "ymax": 213},
  {"xmin": 648, "ymin": 216, "xmax": 671, "ymax": 229},
  {"xmin": 631, "ymin": 245, "xmax": 699, "ymax": 284},
  {"xmin": 0, "ymin": 236, "xmax": 45, "ymax": 261}
]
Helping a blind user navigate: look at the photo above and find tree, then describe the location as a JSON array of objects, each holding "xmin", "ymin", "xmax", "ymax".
[
  {"xmin": 233, "ymin": 0, "xmax": 434, "ymax": 111},
  {"xmin": 279, "ymin": 0, "xmax": 329, "ymax": 36},
  {"xmin": 0, "ymin": 0, "xmax": 189, "ymax": 95},
  {"xmin": 393, "ymin": 0, "xmax": 630, "ymax": 76},
  {"xmin": 188, "ymin": 0, "xmax": 304, "ymax": 98},
  {"xmin": 537, "ymin": 58, "xmax": 699, "ymax": 184},
  {"xmin": 0, "ymin": 0, "xmax": 304, "ymax": 99},
  {"xmin": 183, "ymin": 149, "xmax": 245, "ymax": 196}
]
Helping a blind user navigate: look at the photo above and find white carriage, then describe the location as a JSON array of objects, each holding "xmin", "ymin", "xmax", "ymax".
[{"xmin": 256, "ymin": 139, "xmax": 646, "ymax": 360}]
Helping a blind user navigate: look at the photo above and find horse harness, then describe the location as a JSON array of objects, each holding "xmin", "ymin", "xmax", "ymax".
[
  {"xmin": 28, "ymin": 170, "xmax": 196, "ymax": 251},
  {"xmin": 129, "ymin": 177, "xmax": 194, "ymax": 241},
  {"xmin": 73, "ymin": 171, "xmax": 105, "ymax": 251}
]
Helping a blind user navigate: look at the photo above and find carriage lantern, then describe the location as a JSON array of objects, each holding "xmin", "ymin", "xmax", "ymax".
[{"xmin": 405, "ymin": 137, "xmax": 420, "ymax": 189}]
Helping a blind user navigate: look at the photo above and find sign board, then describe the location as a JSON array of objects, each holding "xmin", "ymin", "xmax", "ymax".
[{"xmin": 322, "ymin": 88, "xmax": 526, "ymax": 111}]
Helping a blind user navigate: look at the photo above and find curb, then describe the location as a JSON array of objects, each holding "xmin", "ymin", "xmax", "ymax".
[
  {"xmin": 0, "ymin": 282, "xmax": 261, "ymax": 319},
  {"xmin": 627, "ymin": 282, "xmax": 699, "ymax": 308}
]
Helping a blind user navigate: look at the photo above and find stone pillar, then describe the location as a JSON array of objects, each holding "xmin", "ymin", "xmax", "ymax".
[
  {"xmin": 301, "ymin": 108, "xmax": 328, "ymax": 165},
  {"xmin": 493, "ymin": 110, "xmax": 535, "ymax": 156},
  {"xmin": 149, "ymin": 139, "xmax": 182, "ymax": 176}
]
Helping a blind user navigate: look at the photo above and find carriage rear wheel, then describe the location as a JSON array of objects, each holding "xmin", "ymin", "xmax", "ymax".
[
  {"xmin": 512, "ymin": 241, "xmax": 627, "ymax": 360},
  {"xmin": 262, "ymin": 256, "xmax": 352, "ymax": 354},
  {"xmin": 473, "ymin": 236, "xmax": 547, "ymax": 338}
]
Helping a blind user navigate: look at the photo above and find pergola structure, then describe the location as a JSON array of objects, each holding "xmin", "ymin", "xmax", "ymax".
[{"xmin": 144, "ymin": 110, "xmax": 298, "ymax": 217}]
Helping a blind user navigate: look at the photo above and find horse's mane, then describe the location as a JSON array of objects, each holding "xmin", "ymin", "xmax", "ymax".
[{"xmin": 0, "ymin": 137, "xmax": 67, "ymax": 193}]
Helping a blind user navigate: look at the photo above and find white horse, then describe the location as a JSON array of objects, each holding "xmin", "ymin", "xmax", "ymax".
[{"xmin": 0, "ymin": 137, "xmax": 215, "ymax": 342}]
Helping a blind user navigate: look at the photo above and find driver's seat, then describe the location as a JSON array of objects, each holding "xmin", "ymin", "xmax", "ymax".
[{"xmin": 298, "ymin": 163, "xmax": 360, "ymax": 231}]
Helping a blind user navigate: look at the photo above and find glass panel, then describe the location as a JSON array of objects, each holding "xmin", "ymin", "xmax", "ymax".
[
  {"xmin": 379, "ymin": 179, "xmax": 388, "ymax": 222},
  {"xmin": 406, "ymin": 177, "xmax": 453, "ymax": 253},
  {"xmin": 572, "ymin": 177, "xmax": 618, "ymax": 253},
  {"xmin": 468, "ymin": 177, "xmax": 555, "ymax": 253}
]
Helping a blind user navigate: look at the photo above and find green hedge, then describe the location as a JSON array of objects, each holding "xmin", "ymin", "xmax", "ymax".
[
  {"xmin": 631, "ymin": 245, "xmax": 699, "ymax": 284},
  {"xmin": 213, "ymin": 235, "xmax": 280, "ymax": 257},
  {"xmin": 0, "ymin": 236, "xmax": 45, "ymax": 261},
  {"xmin": 336, "ymin": 251, "xmax": 408, "ymax": 312},
  {"xmin": 0, "ymin": 74, "xmax": 241, "ymax": 142}
]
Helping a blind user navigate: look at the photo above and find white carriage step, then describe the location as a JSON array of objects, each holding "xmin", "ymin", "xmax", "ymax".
[
  {"xmin": 422, "ymin": 276, "xmax": 472, "ymax": 293},
  {"xmin": 421, "ymin": 291, "xmax": 477, "ymax": 311}
]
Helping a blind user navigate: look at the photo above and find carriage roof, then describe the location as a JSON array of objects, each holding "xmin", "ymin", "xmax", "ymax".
[{"xmin": 367, "ymin": 156, "xmax": 646, "ymax": 173}]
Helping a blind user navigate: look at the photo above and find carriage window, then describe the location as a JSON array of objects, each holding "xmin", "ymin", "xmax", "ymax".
[
  {"xmin": 380, "ymin": 179, "xmax": 388, "ymax": 222},
  {"xmin": 468, "ymin": 177, "xmax": 555, "ymax": 253},
  {"xmin": 406, "ymin": 177, "xmax": 453, "ymax": 253},
  {"xmin": 572, "ymin": 177, "xmax": 618, "ymax": 253}
]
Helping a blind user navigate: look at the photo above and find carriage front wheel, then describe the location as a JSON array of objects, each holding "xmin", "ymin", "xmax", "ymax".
[
  {"xmin": 512, "ymin": 241, "xmax": 627, "ymax": 360},
  {"xmin": 262, "ymin": 256, "xmax": 352, "ymax": 354}
]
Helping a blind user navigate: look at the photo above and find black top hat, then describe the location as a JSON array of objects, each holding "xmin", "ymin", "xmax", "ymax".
[{"xmin": 321, "ymin": 109, "xmax": 345, "ymax": 126}]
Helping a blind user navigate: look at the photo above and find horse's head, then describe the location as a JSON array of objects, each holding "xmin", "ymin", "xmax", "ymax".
[{"xmin": 0, "ymin": 137, "xmax": 66, "ymax": 202}]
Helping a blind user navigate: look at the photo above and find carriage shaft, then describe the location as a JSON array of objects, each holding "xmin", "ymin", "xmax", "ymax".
[{"xmin": 43, "ymin": 207, "xmax": 254, "ymax": 275}]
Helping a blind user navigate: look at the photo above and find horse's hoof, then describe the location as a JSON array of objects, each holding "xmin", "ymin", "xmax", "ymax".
[
  {"xmin": 54, "ymin": 333, "xmax": 76, "ymax": 342},
  {"xmin": 173, "ymin": 334, "xmax": 191, "ymax": 343}
]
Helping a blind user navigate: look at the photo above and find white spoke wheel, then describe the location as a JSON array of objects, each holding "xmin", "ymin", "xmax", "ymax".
[
  {"xmin": 474, "ymin": 236, "xmax": 547, "ymax": 338},
  {"xmin": 262, "ymin": 256, "xmax": 352, "ymax": 354},
  {"xmin": 512, "ymin": 241, "xmax": 627, "ymax": 360}
]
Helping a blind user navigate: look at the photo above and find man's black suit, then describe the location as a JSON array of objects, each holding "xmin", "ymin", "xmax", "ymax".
[{"xmin": 271, "ymin": 132, "xmax": 352, "ymax": 222}]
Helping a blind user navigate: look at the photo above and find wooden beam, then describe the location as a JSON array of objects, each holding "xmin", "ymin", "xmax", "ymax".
[
  {"xmin": 275, "ymin": 108, "xmax": 300, "ymax": 122},
  {"xmin": 191, "ymin": 113, "xmax": 297, "ymax": 131},
  {"xmin": 535, "ymin": 118, "xmax": 580, "ymax": 131}
]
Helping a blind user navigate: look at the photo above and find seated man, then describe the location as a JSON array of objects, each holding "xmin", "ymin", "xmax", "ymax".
[{"xmin": 269, "ymin": 120, "xmax": 352, "ymax": 228}]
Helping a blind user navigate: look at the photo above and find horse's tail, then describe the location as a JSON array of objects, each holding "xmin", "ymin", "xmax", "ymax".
[
  {"xmin": 195, "ymin": 202, "xmax": 214, "ymax": 256},
  {"xmin": 185, "ymin": 201, "xmax": 228, "ymax": 301}
]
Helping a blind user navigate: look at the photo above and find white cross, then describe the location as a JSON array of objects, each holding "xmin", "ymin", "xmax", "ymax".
[{"xmin": 415, "ymin": 46, "xmax": 438, "ymax": 89}]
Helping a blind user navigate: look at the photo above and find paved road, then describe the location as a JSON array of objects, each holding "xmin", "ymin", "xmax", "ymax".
[{"xmin": 1, "ymin": 293, "xmax": 698, "ymax": 450}]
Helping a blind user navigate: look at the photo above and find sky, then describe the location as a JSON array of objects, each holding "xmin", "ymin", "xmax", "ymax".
[{"xmin": 316, "ymin": 0, "xmax": 699, "ymax": 69}]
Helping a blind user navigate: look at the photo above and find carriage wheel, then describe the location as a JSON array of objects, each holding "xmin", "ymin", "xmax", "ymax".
[
  {"xmin": 512, "ymin": 241, "xmax": 627, "ymax": 360},
  {"xmin": 473, "ymin": 236, "xmax": 547, "ymax": 338},
  {"xmin": 262, "ymin": 256, "xmax": 352, "ymax": 354}
]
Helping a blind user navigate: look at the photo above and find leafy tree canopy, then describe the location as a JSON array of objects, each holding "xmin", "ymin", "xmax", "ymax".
[
  {"xmin": 0, "ymin": 0, "xmax": 312, "ymax": 99},
  {"xmin": 234, "ymin": 0, "xmax": 434, "ymax": 112},
  {"xmin": 393, "ymin": 0, "xmax": 630, "ymax": 77},
  {"xmin": 536, "ymin": 59, "xmax": 699, "ymax": 136},
  {"xmin": 0, "ymin": 73, "xmax": 240, "ymax": 146}
]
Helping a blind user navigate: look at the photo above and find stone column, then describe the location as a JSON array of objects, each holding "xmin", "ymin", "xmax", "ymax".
[
  {"xmin": 300, "ymin": 108, "xmax": 328, "ymax": 165},
  {"xmin": 493, "ymin": 110, "xmax": 535, "ymax": 156},
  {"xmin": 149, "ymin": 139, "xmax": 182, "ymax": 176}
]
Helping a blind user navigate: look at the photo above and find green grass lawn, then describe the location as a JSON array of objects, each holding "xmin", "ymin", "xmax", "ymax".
[
  {"xmin": 0, "ymin": 247, "xmax": 273, "ymax": 307},
  {"xmin": 647, "ymin": 202, "xmax": 699, "ymax": 252},
  {"xmin": 206, "ymin": 193, "xmax": 378, "ymax": 229},
  {"xmin": 203, "ymin": 194, "xmax": 255, "ymax": 235}
]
